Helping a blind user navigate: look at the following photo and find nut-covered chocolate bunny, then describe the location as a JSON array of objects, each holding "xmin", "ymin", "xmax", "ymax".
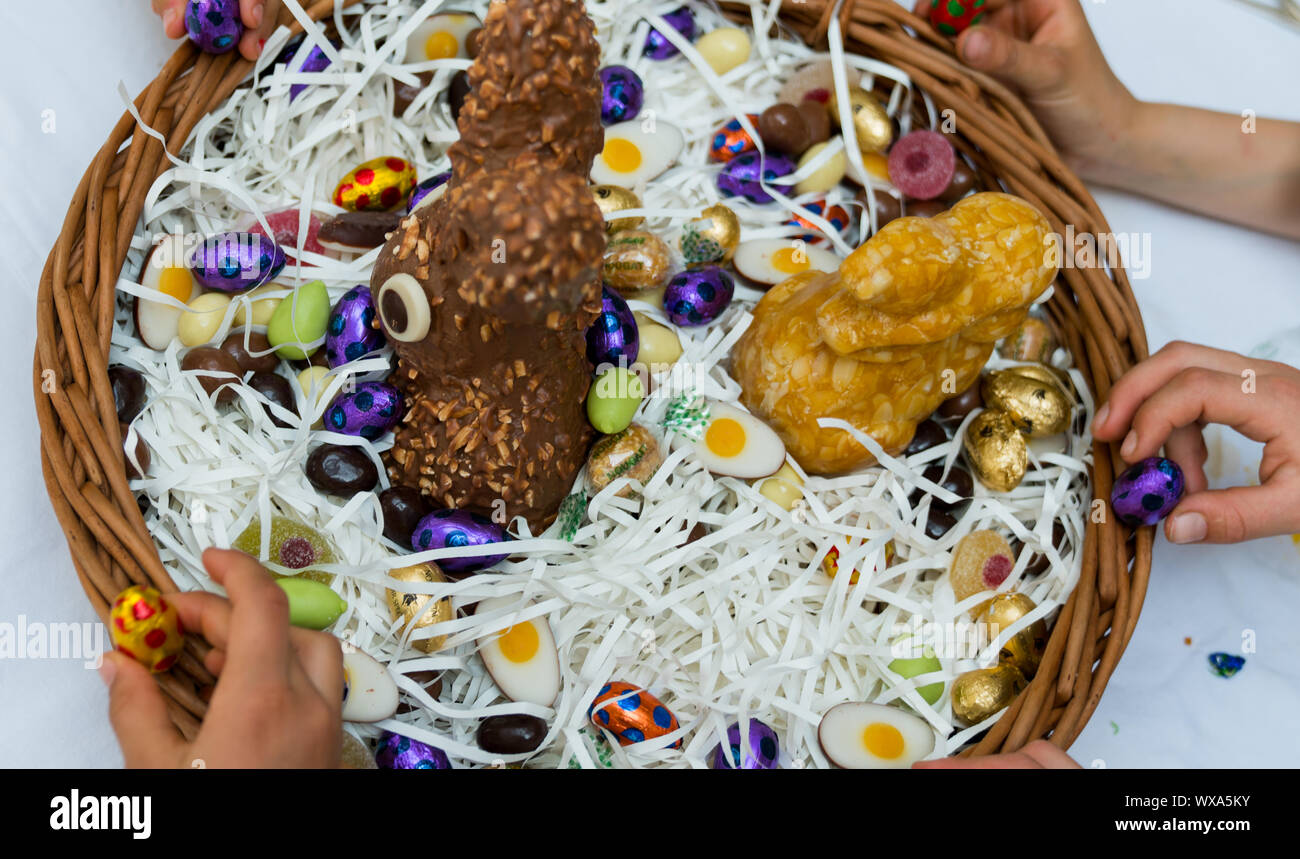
[{"xmin": 374, "ymin": 0, "xmax": 605, "ymax": 530}]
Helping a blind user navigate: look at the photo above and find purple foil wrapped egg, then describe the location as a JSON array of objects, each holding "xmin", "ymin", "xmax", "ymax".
[
  {"xmin": 664, "ymin": 267, "xmax": 734, "ymax": 327},
  {"xmin": 585, "ymin": 286, "xmax": 639, "ymax": 369},
  {"xmin": 408, "ymin": 171, "xmax": 453, "ymax": 214},
  {"xmin": 710, "ymin": 720, "xmax": 780, "ymax": 769},
  {"xmin": 185, "ymin": 0, "xmax": 244, "ymax": 55},
  {"xmin": 598, "ymin": 65, "xmax": 645, "ymax": 125},
  {"xmin": 643, "ymin": 6, "xmax": 696, "ymax": 59},
  {"xmin": 1110, "ymin": 456, "xmax": 1185, "ymax": 527},
  {"xmin": 289, "ymin": 41, "xmax": 334, "ymax": 101},
  {"xmin": 410, "ymin": 509, "xmax": 510, "ymax": 573},
  {"xmin": 716, "ymin": 152, "xmax": 796, "ymax": 204},
  {"xmin": 324, "ymin": 381, "xmax": 404, "ymax": 441},
  {"xmin": 325, "ymin": 285, "xmax": 385, "ymax": 368},
  {"xmin": 376, "ymin": 731, "xmax": 452, "ymax": 769},
  {"xmin": 189, "ymin": 232, "xmax": 286, "ymax": 292}
]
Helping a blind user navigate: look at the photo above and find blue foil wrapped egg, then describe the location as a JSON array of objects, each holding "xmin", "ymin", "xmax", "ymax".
[
  {"xmin": 325, "ymin": 285, "xmax": 385, "ymax": 368},
  {"xmin": 185, "ymin": 0, "xmax": 244, "ymax": 55},
  {"xmin": 716, "ymin": 152, "xmax": 797, "ymax": 204},
  {"xmin": 709, "ymin": 115, "xmax": 759, "ymax": 163},
  {"xmin": 410, "ymin": 509, "xmax": 510, "ymax": 573},
  {"xmin": 324, "ymin": 381, "xmax": 404, "ymax": 441},
  {"xmin": 664, "ymin": 267, "xmax": 734, "ymax": 327},
  {"xmin": 710, "ymin": 719, "xmax": 780, "ymax": 769},
  {"xmin": 1110, "ymin": 456, "xmax": 1185, "ymax": 527},
  {"xmin": 585, "ymin": 286, "xmax": 639, "ymax": 370},
  {"xmin": 376, "ymin": 731, "xmax": 452, "ymax": 769},
  {"xmin": 189, "ymin": 232, "xmax": 286, "ymax": 292},
  {"xmin": 599, "ymin": 66, "xmax": 645, "ymax": 125},
  {"xmin": 644, "ymin": 6, "xmax": 696, "ymax": 59},
  {"xmin": 408, "ymin": 170, "xmax": 453, "ymax": 214},
  {"xmin": 588, "ymin": 681, "xmax": 681, "ymax": 747}
]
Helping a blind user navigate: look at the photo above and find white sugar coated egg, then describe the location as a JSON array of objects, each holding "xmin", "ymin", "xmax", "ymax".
[
  {"xmin": 591, "ymin": 120, "xmax": 684, "ymax": 188},
  {"xmin": 818, "ymin": 702, "xmax": 936, "ymax": 769},
  {"xmin": 692, "ymin": 401, "xmax": 786, "ymax": 478},
  {"xmin": 476, "ymin": 596, "xmax": 562, "ymax": 707},
  {"xmin": 341, "ymin": 643, "xmax": 399, "ymax": 723},
  {"xmin": 134, "ymin": 234, "xmax": 199, "ymax": 351},
  {"xmin": 405, "ymin": 13, "xmax": 480, "ymax": 63},
  {"xmin": 733, "ymin": 239, "xmax": 840, "ymax": 287}
]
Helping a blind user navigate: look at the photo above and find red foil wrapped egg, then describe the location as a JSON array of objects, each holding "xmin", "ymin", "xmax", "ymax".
[
  {"xmin": 588, "ymin": 681, "xmax": 682, "ymax": 747},
  {"xmin": 333, "ymin": 157, "xmax": 418, "ymax": 212},
  {"xmin": 109, "ymin": 585, "xmax": 184, "ymax": 673}
]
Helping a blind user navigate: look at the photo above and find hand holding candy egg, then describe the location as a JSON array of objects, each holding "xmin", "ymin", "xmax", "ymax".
[{"xmin": 155, "ymin": 0, "xmax": 280, "ymax": 61}]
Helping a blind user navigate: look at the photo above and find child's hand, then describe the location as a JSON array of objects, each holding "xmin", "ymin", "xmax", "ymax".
[
  {"xmin": 913, "ymin": 739, "xmax": 1082, "ymax": 768},
  {"xmin": 152, "ymin": 0, "xmax": 282, "ymax": 61},
  {"xmin": 1094, "ymin": 341, "xmax": 1300, "ymax": 545},
  {"xmin": 100, "ymin": 548, "xmax": 344, "ymax": 768},
  {"xmin": 913, "ymin": 0, "xmax": 1137, "ymax": 168}
]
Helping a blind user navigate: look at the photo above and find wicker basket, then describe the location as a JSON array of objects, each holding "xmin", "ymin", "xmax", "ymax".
[{"xmin": 33, "ymin": 0, "xmax": 1152, "ymax": 755}]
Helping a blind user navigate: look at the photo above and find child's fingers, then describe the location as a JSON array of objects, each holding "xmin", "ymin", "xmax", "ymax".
[
  {"xmin": 168, "ymin": 590, "xmax": 233, "ymax": 653},
  {"xmin": 913, "ymin": 750, "xmax": 1044, "ymax": 769},
  {"xmin": 1019, "ymin": 739, "xmax": 1082, "ymax": 768},
  {"xmin": 1162, "ymin": 424, "xmax": 1210, "ymax": 495},
  {"xmin": 156, "ymin": 0, "xmax": 188, "ymax": 39},
  {"xmin": 1122, "ymin": 367, "xmax": 1279, "ymax": 463},
  {"xmin": 201, "ymin": 548, "xmax": 293, "ymax": 682},
  {"xmin": 102, "ymin": 651, "xmax": 188, "ymax": 767},
  {"xmin": 1167, "ymin": 479, "xmax": 1300, "ymax": 544},
  {"xmin": 238, "ymin": 0, "xmax": 280, "ymax": 61},
  {"xmin": 954, "ymin": 24, "xmax": 1062, "ymax": 95},
  {"xmin": 203, "ymin": 646, "xmax": 226, "ymax": 677},
  {"xmin": 291, "ymin": 630, "xmax": 345, "ymax": 715}
]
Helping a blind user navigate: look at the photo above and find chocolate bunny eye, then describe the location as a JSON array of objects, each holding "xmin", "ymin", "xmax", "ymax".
[{"xmin": 377, "ymin": 273, "xmax": 431, "ymax": 342}]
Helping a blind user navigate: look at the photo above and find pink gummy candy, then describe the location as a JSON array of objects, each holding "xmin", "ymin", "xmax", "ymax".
[{"xmin": 887, "ymin": 130, "xmax": 956, "ymax": 201}]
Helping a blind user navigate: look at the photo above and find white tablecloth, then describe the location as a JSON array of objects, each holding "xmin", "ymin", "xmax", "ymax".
[{"xmin": 2, "ymin": 0, "xmax": 1297, "ymax": 767}]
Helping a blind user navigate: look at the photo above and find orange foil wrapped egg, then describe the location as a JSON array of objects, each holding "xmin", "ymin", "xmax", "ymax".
[
  {"xmin": 109, "ymin": 585, "xmax": 184, "ymax": 672},
  {"xmin": 588, "ymin": 681, "xmax": 682, "ymax": 747},
  {"xmin": 333, "ymin": 157, "xmax": 418, "ymax": 212}
]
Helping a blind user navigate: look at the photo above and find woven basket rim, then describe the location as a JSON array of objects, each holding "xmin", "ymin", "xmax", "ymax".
[{"xmin": 32, "ymin": 0, "xmax": 1154, "ymax": 756}]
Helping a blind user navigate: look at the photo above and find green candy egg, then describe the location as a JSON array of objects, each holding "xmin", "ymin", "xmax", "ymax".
[
  {"xmin": 586, "ymin": 368, "xmax": 644, "ymax": 434},
  {"xmin": 888, "ymin": 641, "xmax": 944, "ymax": 706},
  {"xmin": 274, "ymin": 577, "xmax": 347, "ymax": 630},
  {"xmin": 267, "ymin": 279, "xmax": 330, "ymax": 360}
]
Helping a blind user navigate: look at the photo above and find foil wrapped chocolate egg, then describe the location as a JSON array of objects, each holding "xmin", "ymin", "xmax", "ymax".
[
  {"xmin": 788, "ymin": 199, "xmax": 852, "ymax": 242},
  {"xmin": 411, "ymin": 509, "xmax": 510, "ymax": 573},
  {"xmin": 709, "ymin": 115, "xmax": 759, "ymax": 163},
  {"xmin": 951, "ymin": 664, "xmax": 1026, "ymax": 725},
  {"xmin": 588, "ymin": 681, "xmax": 681, "ymax": 747},
  {"xmin": 964, "ymin": 409, "xmax": 1028, "ymax": 492},
  {"xmin": 325, "ymin": 285, "xmax": 385, "ymax": 368},
  {"xmin": 592, "ymin": 185, "xmax": 644, "ymax": 234},
  {"xmin": 185, "ymin": 0, "xmax": 243, "ymax": 55},
  {"xmin": 680, "ymin": 203, "xmax": 741, "ymax": 266},
  {"xmin": 333, "ymin": 157, "xmax": 418, "ymax": 212},
  {"xmin": 598, "ymin": 65, "xmax": 645, "ymax": 124},
  {"xmin": 585, "ymin": 423, "xmax": 663, "ymax": 496},
  {"xmin": 109, "ymin": 585, "xmax": 184, "ymax": 673},
  {"xmin": 979, "ymin": 593, "xmax": 1049, "ymax": 679},
  {"xmin": 828, "ymin": 86, "xmax": 893, "ymax": 153},
  {"xmin": 1111, "ymin": 457, "xmax": 1185, "ymax": 527},
  {"xmin": 717, "ymin": 152, "xmax": 797, "ymax": 204},
  {"xmin": 323, "ymin": 381, "xmax": 404, "ymax": 440},
  {"xmin": 407, "ymin": 170, "xmax": 452, "ymax": 214},
  {"xmin": 189, "ymin": 232, "xmax": 286, "ymax": 292},
  {"xmin": 664, "ymin": 267, "xmax": 735, "ymax": 327},
  {"xmin": 287, "ymin": 39, "xmax": 335, "ymax": 101},
  {"xmin": 710, "ymin": 719, "xmax": 780, "ymax": 769},
  {"xmin": 586, "ymin": 286, "xmax": 639, "ymax": 369},
  {"xmin": 386, "ymin": 563, "xmax": 453, "ymax": 654},
  {"xmin": 643, "ymin": 5, "xmax": 696, "ymax": 59},
  {"xmin": 998, "ymin": 316, "xmax": 1058, "ymax": 364},
  {"xmin": 981, "ymin": 370, "xmax": 1071, "ymax": 437},
  {"xmin": 376, "ymin": 730, "xmax": 452, "ymax": 769}
]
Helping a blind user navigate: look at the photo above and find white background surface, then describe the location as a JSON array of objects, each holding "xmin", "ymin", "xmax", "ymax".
[{"xmin": 1, "ymin": 0, "xmax": 1297, "ymax": 768}]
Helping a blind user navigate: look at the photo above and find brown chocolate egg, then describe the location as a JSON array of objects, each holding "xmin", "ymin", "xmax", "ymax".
[
  {"xmin": 937, "ymin": 381, "xmax": 982, "ymax": 420},
  {"xmin": 951, "ymin": 664, "xmax": 1026, "ymax": 725},
  {"xmin": 963, "ymin": 409, "xmax": 1027, "ymax": 491},
  {"xmin": 981, "ymin": 370, "xmax": 1071, "ymax": 438},
  {"xmin": 585, "ymin": 423, "xmax": 663, "ymax": 496},
  {"xmin": 592, "ymin": 185, "xmax": 644, "ymax": 235},
  {"xmin": 979, "ymin": 593, "xmax": 1049, "ymax": 679},
  {"xmin": 386, "ymin": 563, "xmax": 453, "ymax": 653},
  {"xmin": 997, "ymin": 316, "xmax": 1058, "ymax": 364},
  {"xmin": 828, "ymin": 87, "xmax": 892, "ymax": 153},
  {"xmin": 758, "ymin": 103, "xmax": 813, "ymax": 156}
]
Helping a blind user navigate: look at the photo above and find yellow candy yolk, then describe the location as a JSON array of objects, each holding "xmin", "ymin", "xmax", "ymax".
[
  {"xmin": 862, "ymin": 722, "xmax": 905, "ymax": 760},
  {"xmin": 771, "ymin": 247, "xmax": 810, "ymax": 274},
  {"xmin": 424, "ymin": 31, "xmax": 459, "ymax": 60},
  {"xmin": 159, "ymin": 267, "xmax": 194, "ymax": 302},
  {"xmin": 498, "ymin": 622, "xmax": 540, "ymax": 664},
  {"xmin": 705, "ymin": 417, "xmax": 747, "ymax": 458},
  {"xmin": 602, "ymin": 138, "xmax": 643, "ymax": 174}
]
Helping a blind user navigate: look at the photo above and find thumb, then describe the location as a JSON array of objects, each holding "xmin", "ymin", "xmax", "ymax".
[
  {"xmin": 1164, "ymin": 484, "xmax": 1297, "ymax": 545},
  {"xmin": 101, "ymin": 651, "xmax": 187, "ymax": 767},
  {"xmin": 956, "ymin": 26, "xmax": 1060, "ymax": 96}
]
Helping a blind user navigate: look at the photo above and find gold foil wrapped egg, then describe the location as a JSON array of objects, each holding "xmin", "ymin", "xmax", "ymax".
[
  {"xmin": 981, "ymin": 370, "xmax": 1072, "ymax": 438},
  {"xmin": 828, "ymin": 87, "xmax": 893, "ymax": 153},
  {"xmin": 1007, "ymin": 363, "xmax": 1077, "ymax": 403},
  {"xmin": 109, "ymin": 585, "xmax": 184, "ymax": 673},
  {"xmin": 593, "ymin": 185, "xmax": 645, "ymax": 235},
  {"xmin": 680, "ymin": 204, "xmax": 741, "ymax": 266},
  {"xmin": 603, "ymin": 230, "xmax": 673, "ymax": 294},
  {"xmin": 386, "ymin": 563, "xmax": 453, "ymax": 654},
  {"xmin": 998, "ymin": 317, "xmax": 1058, "ymax": 364},
  {"xmin": 979, "ymin": 593, "xmax": 1049, "ymax": 679},
  {"xmin": 951, "ymin": 664, "xmax": 1026, "ymax": 725},
  {"xmin": 585, "ymin": 423, "xmax": 664, "ymax": 497},
  {"xmin": 964, "ymin": 409, "xmax": 1028, "ymax": 491},
  {"xmin": 333, "ymin": 156, "xmax": 418, "ymax": 212}
]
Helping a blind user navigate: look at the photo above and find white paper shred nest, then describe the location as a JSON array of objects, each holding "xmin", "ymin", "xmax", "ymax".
[{"xmin": 110, "ymin": 0, "xmax": 1093, "ymax": 768}]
